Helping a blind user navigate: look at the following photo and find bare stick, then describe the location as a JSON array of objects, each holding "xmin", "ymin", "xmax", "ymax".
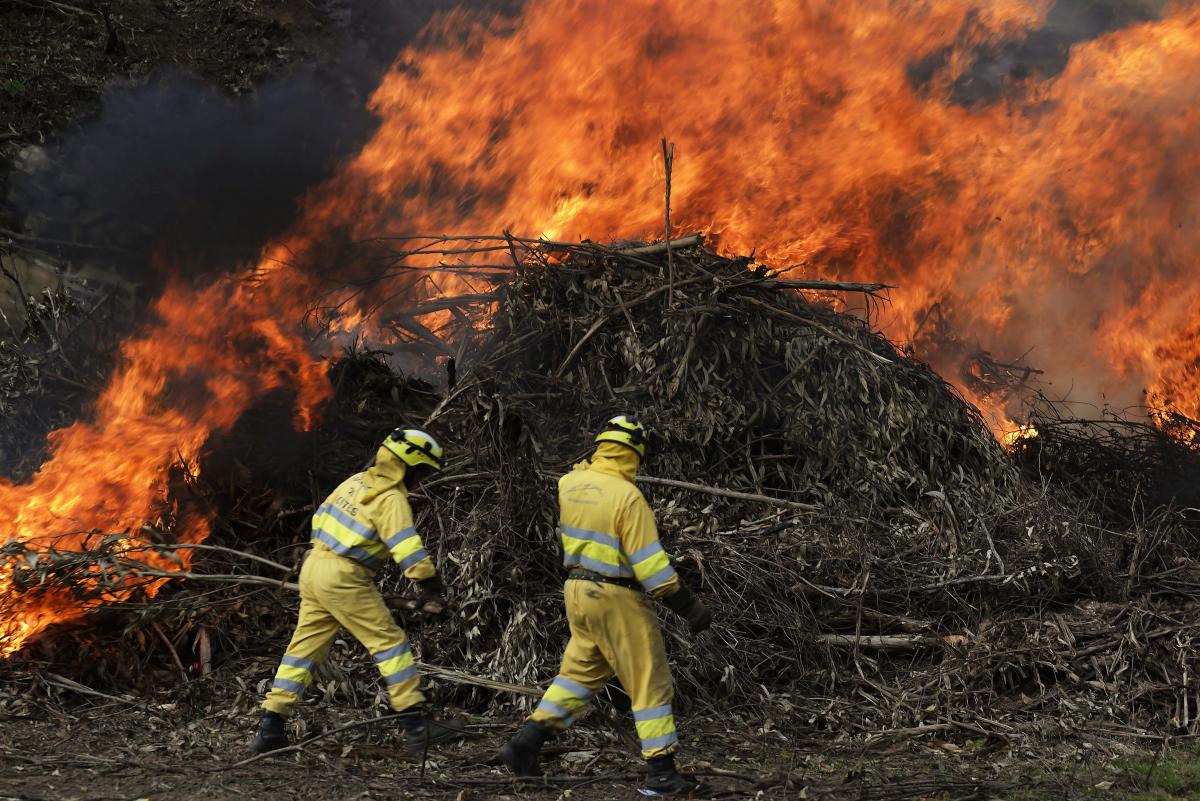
[
  {"xmin": 113, "ymin": 565, "xmax": 300, "ymax": 592},
  {"xmin": 42, "ymin": 673, "xmax": 161, "ymax": 712},
  {"xmin": 814, "ymin": 633, "xmax": 937, "ymax": 650},
  {"xmin": 764, "ymin": 279, "xmax": 893, "ymax": 294},
  {"xmin": 417, "ymin": 664, "xmax": 541, "ymax": 697},
  {"xmin": 152, "ymin": 622, "xmax": 189, "ymax": 682},
  {"xmin": 134, "ymin": 534, "xmax": 294, "ymax": 573},
  {"xmin": 618, "ymin": 234, "xmax": 703, "ymax": 255},
  {"xmin": 661, "ymin": 138, "xmax": 676, "ymax": 305},
  {"xmin": 636, "ymin": 475, "xmax": 819, "ymax": 511}
]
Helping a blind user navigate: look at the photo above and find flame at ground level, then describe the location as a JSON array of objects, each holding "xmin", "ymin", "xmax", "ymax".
[{"xmin": 0, "ymin": 274, "xmax": 330, "ymax": 655}]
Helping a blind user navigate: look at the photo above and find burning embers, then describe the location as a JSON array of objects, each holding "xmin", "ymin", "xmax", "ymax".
[{"xmin": 6, "ymin": 0, "xmax": 1200, "ymax": 653}]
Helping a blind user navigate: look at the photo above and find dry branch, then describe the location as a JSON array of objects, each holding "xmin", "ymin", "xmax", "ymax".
[
  {"xmin": 636, "ymin": 475, "xmax": 818, "ymax": 510},
  {"xmin": 814, "ymin": 634, "xmax": 938, "ymax": 651},
  {"xmin": 618, "ymin": 233, "xmax": 702, "ymax": 255}
]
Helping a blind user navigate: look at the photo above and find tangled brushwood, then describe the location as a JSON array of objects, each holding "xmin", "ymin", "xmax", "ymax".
[{"xmin": 6, "ymin": 236, "xmax": 1200, "ymax": 737}]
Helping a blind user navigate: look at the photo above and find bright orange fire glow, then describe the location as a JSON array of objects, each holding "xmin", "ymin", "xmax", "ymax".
[
  {"xmin": 304, "ymin": 0, "xmax": 1200, "ymax": 423},
  {"xmin": 0, "ymin": 276, "xmax": 329, "ymax": 654},
  {"xmin": 6, "ymin": 0, "xmax": 1200, "ymax": 652}
]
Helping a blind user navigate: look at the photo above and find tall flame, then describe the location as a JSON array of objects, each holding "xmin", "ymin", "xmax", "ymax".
[
  {"xmin": 6, "ymin": 0, "xmax": 1200, "ymax": 652},
  {"xmin": 309, "ymin": 0, "xmax": 1200, "ymax": 419}
]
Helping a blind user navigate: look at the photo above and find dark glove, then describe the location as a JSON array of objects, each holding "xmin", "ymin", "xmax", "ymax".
[
  {"xmin": 413, "ymin": 575, "xmax": 448, "ymax": 616},
  {"xmin": 661, "ymin": 585, "xmax": 712, "ymax": 634}
]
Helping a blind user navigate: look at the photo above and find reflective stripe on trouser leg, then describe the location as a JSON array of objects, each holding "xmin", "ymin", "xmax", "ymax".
[
  {"xmin": 533, "ymin": 674, "xmax": 596, "ymax": 726},
  {"xmin": 530, "ymin": 583, "xmax": 615, "ymax": 732},
  {"xmin": 563, "ymin": 581, "xmax": 679, "ymax": 758},
  {"xmin": 373, "ymin": 639, "xmax": 422, "ymax": 711},
  {"xmin": 308, "ymin": 553, "xmax": 427, "ymax": 712},
  {"xmin": 633, "ymin": 703, "xmax": 678, "ymax": 755},
  {"xmin": 262, "ymin": 588, "xmax": 339, "ymax": 717}
]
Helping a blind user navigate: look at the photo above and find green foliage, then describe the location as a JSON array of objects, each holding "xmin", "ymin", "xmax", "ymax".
[{"xmin": 1114, "ymin": 747, "xmax": 1200, "ymax": 800}]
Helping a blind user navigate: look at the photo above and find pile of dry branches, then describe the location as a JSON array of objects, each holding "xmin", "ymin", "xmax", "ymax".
[
  {"xmin": 337, "ymin": 236, "xmax": 1200, "ymax": 735},
  {"xmin": 6, "ymin": 236, "xmax": 1200, "ymax": 741}
]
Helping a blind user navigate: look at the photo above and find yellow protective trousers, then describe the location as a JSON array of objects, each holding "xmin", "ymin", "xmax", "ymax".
[
  {"xmin": 530, "ymin": 580, "xmax": 678, "ymax": 759},
  {"xmin": 261, "ymin": 543, "xmax": 425, "ymax": 717}
]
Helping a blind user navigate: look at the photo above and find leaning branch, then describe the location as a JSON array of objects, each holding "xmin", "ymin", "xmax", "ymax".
[{"xmin": 636, "ymin": 476, "xmax": 818, "ymax": 511}]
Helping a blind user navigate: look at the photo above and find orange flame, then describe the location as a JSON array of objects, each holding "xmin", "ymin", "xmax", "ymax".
[
  {"xmin": 0, "ymin": 276, "xmax": 329, "ymax": 654},
  {"xmin": 7, "ymin": 0, "xmax": 1200, "ymax": 651},
  {"xmin": 300, "ymin": 0, "xmax": 1200, "ymax": 422}
]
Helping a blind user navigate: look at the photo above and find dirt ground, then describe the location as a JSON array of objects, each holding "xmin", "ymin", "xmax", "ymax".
[{"xmin": 0, "ymin": 658, "xmax": 1195, "ymax": 801}]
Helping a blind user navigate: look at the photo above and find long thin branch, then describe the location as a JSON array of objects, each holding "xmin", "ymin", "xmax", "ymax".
[
  {"xmin": 114, "ymin": 565, "xmax": 300, "ymax": 592},
  {"xmin": 765, "ymin": 279, "xmax": 893, "ymax": 294},
  {"xmin": 814, "ymin": 633, "xmax": 938, "ymax": 651},
  {"xmin": 618, "ymin": 234, "xmax": 703, "ymax": 256},
  {"xmin": 636, "ymin": 476, "xmax": 818, "ymax": 511},
  {"xmin": 133, "ymin": 536, "xmax": 294, "ymax": 573}
]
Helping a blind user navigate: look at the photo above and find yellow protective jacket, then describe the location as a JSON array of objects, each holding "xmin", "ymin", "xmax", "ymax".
[
  {"xmin": 557, "ymin": 442, "xmax": 681, "ymax": 598},
  {"xmin": 308, "ymin": 448, "xmax": 435, "ymax": 579}
]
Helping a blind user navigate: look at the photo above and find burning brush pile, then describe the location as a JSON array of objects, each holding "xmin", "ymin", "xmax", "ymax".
[{"xmin": 5, "ymin": 237, "xmax": 1200, "ymax": 736}]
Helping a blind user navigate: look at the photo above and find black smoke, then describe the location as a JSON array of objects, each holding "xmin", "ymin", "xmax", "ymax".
[
  {"xmin": 5, "ymin": 0, "xmax": 520, "ymax": 289},
  {"xmin": 910, "ymin": 0, "xmax": 1171, "ymax": 105}
]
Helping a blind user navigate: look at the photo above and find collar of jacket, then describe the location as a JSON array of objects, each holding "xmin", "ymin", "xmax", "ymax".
[
  {"xmin": 583, "ymin": 441, "xmax": 641, "ymax": 483},
  {"xmin": 359, "ymin": 446, "xmax": 409, "ymax": 505}
]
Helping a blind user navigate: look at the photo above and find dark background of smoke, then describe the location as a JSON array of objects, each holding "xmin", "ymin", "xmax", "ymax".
[
  {"xmin": 0, "ymin": 0, "xmax": 517, "ymax": 480},
  {"xmin": 910, "ymin": 0, "xmax": 1170, "ymax": 105},
  {"xmin": 4, "ymin": 0, "xmax": 518, "ymax": 288}
]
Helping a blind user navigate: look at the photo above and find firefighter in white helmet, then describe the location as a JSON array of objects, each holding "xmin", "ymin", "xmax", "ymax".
[
  {"xmin": 249, "ymin": 427, "xmax": 464, "ymax": 754},
  {"xmin": 500, "ymin": 415, "xmax": 712, "ymax": 794}
]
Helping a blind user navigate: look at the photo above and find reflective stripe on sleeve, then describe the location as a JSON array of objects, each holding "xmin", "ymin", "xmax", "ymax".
[
  {"xmin": 383, "ymin": 527, "xmax": 419, "ymax": 550},
  {"xmin": 534, "ymin": 697, "xmax": 574, "ymax": 723},
  {"xmin": 639, "ymin": 564, "xmax": 678, "ymax": 591},
  {"xmin": 627, "ymin": 541, "xmax": 664, "ymax": 563},
  {"xmin": 550, "ymin": 675, "xmax": 592, "ymax": 699},
  {"xmin": 628, "ymin": 539, "xmax": 676, "ymax": 590},
  {"xmin": 396, "ymin": 548, "xmax": 431, "ymax": 571},
  {"xmin": 384, "ymin": 526, "xmax": 429, "ymax": 570}
]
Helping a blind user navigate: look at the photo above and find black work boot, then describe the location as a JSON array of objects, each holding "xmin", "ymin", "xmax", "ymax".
[
  {"xmin": 248, "ymin": 711, "xmax": 290, "ymax": 755},
  {"xmin": 500, "ymin": 721, "xmax": 553, "ymax": 777},
  {"xmin": 644, "ymin": 754, "xmax": 701, "ymax": 795},
  {"xmin": 399, "ymin": 708, "xmax": 466, "ymax": 752}
]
